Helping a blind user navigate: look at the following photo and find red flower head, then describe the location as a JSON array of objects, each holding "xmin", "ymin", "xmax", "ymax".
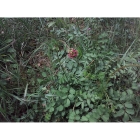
[{"xmin": 67, "ymin": 48, "xmax": 78, "ymax": 58}]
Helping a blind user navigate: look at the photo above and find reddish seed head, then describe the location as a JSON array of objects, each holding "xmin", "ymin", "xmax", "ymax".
[{"xmin": 67, "ymin": 48, "xmax": 78, "ymax": 58}]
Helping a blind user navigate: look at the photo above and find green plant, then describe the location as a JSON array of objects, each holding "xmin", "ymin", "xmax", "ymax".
[{"xmin": 0, "ymin": 18, "xmax": 140, "ymax": 122}]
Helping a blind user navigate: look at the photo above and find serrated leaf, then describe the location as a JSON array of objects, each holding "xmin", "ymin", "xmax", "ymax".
[
  {"xmin": 126, "ymin": 108, "xmax": 134, "ymax": 115},
  {"xmin": 123, "ymin": 113, "xmax": 129, "ymax": 122},
  {"xmin": 124, "ymin": 102, "xmax": 133, "ymax": 108}
]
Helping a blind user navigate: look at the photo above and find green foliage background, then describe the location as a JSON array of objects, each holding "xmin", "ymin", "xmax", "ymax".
[{"xmin": 0, "ymin": 18, "xmax": 140, "ymax": 122}]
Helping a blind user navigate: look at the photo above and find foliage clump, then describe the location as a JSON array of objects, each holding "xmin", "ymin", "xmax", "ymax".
[{"xmin": 0, "ymin": 18, "xmax": 140, "ymax": 122}]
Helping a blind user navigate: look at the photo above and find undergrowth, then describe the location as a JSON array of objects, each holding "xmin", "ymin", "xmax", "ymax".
[{"xmin": 0, "ymin": 18, "xmax": 140, "ymax": 122}]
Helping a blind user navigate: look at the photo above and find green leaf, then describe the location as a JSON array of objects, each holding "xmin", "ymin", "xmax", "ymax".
[
  {"xmin": 70, "ymin": 88, "xmax": 75, "ymax": 94},
  {"xmin": 5, "ymin": 39, "xmax": 13, "ymax": 44},
  {"xmin": 68, "ymin": 119, "xmax": 74, "ymax": 122},
  {"xmin": 48, "ymin": 21, "xmax": 55, "ymax": 28},
  {"xmin": 89, "ymin": 104, "xmax": 93, "ymax": 109},
  {"xmin": 92, "ymin": 111, "xmax": 100, "ymax": 119},
  {"xmin": 114, "ymin": 110, "xmax": 124, "ymax": 117},
  {"xmin": 87, "ymin": 99, "xmax": 90, "ymax": 106},
  {"xmin": 83, "ymin": 94, "xmax": 87, "ymax": 99},
  {"xmin": 68, "ymin": 94, "xmax": 74, "ymax": 100},
  {"xmin": 37, "ymin": 78, "xmax": 43, "ymax": 84},
  {"xmin": 69, "ymin": 112, "xmax": 75, "ymax": 119},
  {"xmin": 109, "ymin": 88, "xmax": 113, "ymax": 95},
  {"xmin": 116, "ymin": 104, "xmax": 124, "ymax": 109},
  {"xmin": 1, "ymin": 73, "xmax": 8, "ymax": 79},
  {"xmin": 67, "ymin": 61, "xmax": 73, "ymax": 69},
  {"xmin": 101, "ymin": 114, "xmax": 109, "ymax": 122},
  {"xmin": 98, "ymin": 72, "xmax": 105, "ymax": 80},
  {"xmin": 75, "ymin": 110, "xmax": 80, "ymax": 114},
  {"xmin": 79, "ymin": 77, "xmax": 86, "ymax": 82},
  {"xmin": 49, "ymin": 107, "xmax": 54, "ymax": 112},
  {"xmin": 42, "ymin": 72, "xmax": 47, "ymax": 77},
  {"xmin": 91, "ymin": 98, "xmax": 95, "ymax": 103},
  {"xmin": 81, "ymin": 116, "xmax": 88, "ymax": 122},
  {"xmin": 62, "ymin": 95, "xmax": 67, "ymax": 99},
  {"xmin": 124, "ymin": 102, "xmax": 133, "ymax": 108},
  {"xmin": 127, "ymin": 89, "xmax": 133, "ymax": 95},
  {"xmin": 85, "ymin": 108, "xmax": 89, "ymax": 112},
  {"xmin": 132, "ymin": 117, "xmax": 140, "ymax": 122},
  {"xmin": 123, "ymin": 113, "xmax": 129, "ymax": 122},
  {"xmin": 99, "ymin": 32, "xmax": 108, "ymax": 39},
  {"xmin": 61, "ymin": 111, "xmax": 65, "ymax": 116},
  {"xmin": 89, "ymin": 117, "xmax": 97, "ymax": 122},
  {"xmin": 78, "ymin": 96, "xmax": 83, "ymax": 101},
  {"xmin": 85, "ymin": 113, "xmax": 91, "ymax": 119},
  {"xmin": 97, "ymin": 108, "xmax": 103, "ymax": 116},
  {"xmin": 76, "ymin": 102, "xmax": 81, "ymax": 107},
  {"xmin": 50, "ymin": 102, "xmax": 55, "ymax": 107},
  {"xmin": 75, "ymin": 115, "xmax": 80, "ymax": 121},
  {"xmin": 126, "ymin": 108, "xmax": 134, "ymax": 115},
  {"xmin": 62, "ymin": 88, "xmax": 68, "ymax": 93},
  {"xmin": 7, "ymin": 48, "xmax": 16, "ymax": 53},
  {"xmin": 58, "ymin": 105, "xmax": 64, "ymax": 111},
  {"xmin": 120, "ymin": 97, "xmax": 126, "ymax": 101},
  {"xmin": 65, "ymin": 99, "xmax": 70, "ymax": 107},
  {"xmin": 81, "ymin": 102, "xmax": 84, "ymax": 109},
  {"xmin": 122, "ymin": 91, "xmax": 127, "ymax": 96}
]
